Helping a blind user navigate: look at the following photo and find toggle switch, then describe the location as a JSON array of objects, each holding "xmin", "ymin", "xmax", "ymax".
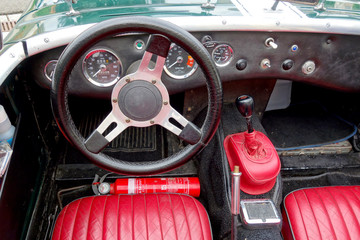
[
  {"xmin": 261, "ymin": 58, "xmax": 271, "ymax": 69},
  {"xmin": 265, "ymin": 38, "xmax": 278, "ymax": 49}
]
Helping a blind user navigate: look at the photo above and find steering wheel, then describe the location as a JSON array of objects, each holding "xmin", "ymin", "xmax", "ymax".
[{"xmin": 51, "ymin": 16, "xmax": 222, "ymax": 175}]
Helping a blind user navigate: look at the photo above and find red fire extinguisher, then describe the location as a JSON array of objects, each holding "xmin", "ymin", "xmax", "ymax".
[{"xmin": 99, "ymin": 177, "xmax": 201, "ymax": 197}]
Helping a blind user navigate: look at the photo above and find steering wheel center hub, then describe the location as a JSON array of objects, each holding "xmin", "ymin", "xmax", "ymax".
[{"xmin": 118, "ymin": 80, "xmax": 163, "ymax": 121}]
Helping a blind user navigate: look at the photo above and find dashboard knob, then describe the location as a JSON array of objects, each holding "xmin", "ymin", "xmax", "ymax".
[
  {"xmin": 282, "ymin": 59, "xmax": 294, "ymax": 70},
  {"xmin": 236, "ymin": 59, "xmax": 247, "ymax": 71}
]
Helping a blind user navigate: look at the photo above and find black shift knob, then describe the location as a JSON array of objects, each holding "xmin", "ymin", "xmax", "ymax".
[
  {"xmin": 236, "ymin": 95, "xmax": 254, "ymax": 118},
  {"xmin": 235, "ymin": 95, "xmax": 254, "ymax": 133}
]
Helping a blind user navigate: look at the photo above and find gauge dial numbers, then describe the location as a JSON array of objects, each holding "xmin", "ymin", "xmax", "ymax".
[
  {"xmin": 164, "ymin": 44, "xmax": 198, "ymax": 79},
  {"xmin": 82, "ymin": 48, "xmax": 122, "ymax": 87},
  {"xmin": 212, "ymin": 44, "xmax": 234, "ymax": 67},
  {"xmin": 44, "ymin": 60, "xmax": 58, "ymax": 82}
]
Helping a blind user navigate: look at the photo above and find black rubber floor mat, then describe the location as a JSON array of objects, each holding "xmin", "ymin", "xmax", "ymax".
[
  {"xmin": 75, "ymin": 112, "xmax": 165, "ymax": 161},
  {"xmin": 262, "ymin": 101, "xmax": 357, "ymax": 150}
]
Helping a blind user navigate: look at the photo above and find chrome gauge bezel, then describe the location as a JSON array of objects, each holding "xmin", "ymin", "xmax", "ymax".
[
  {"xmin": 44, "ymin": 60, "xmax": 58, "ymax": 82},
  {"xmin": 164, "ymin": 43, "xmax": 198, "ymax": 80},
  {"xmin": 82, "ymin": 48, "xmax": 122, "ymax": 87},
  {"xmin": 212, "ymin": 44, "xmax": 234, "ymax": 67}
]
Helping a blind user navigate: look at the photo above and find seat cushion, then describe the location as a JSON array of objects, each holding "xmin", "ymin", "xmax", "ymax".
[
  {"xmin": 282, "ymin": 186, "xmax": 360, "ymax": 240},
  {"xmin": 52, "ymin": 194, "xmax": 212, "ymax": 240}
]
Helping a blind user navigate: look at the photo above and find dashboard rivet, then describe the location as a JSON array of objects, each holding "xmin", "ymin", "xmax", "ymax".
[
  {"xmin": 152, "ymin": 80, "xmax": 157, "ymax": 84},
  {"xmin": 163, "ymin": 101, "xmax": 168, "ymax": 105},
  {"xmin": 150, "ymin": 120, "xmax": 155, "ymax": 124},
  {"xmin": 125, "ymin": 119, "xmax": 130, "ymax": 123},
  {"xmin": 112, "ymin": 99, "xmax": 118, "ymax": 103},
  {"xmin": 9, "ymin": 53, "xmax": 15, "ymax": 58},
  {"xmin": 125, "ymin": 77, "xmax": 131, "ymax": 83},
  {"xmin": 222, "ymin": 19, "xmax": 227, "ymax": 25},
  {"xmin": 44, "ymin": 38, "xmax": 49, "ymax": 43}
]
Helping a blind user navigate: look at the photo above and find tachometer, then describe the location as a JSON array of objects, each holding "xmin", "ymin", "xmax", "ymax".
[
  {"xmin": 164, "ymin": 43, "xmax": 198, "ymax": 79},
  {"xmin": 82, "ymin": 48, "xmax": 122, "ymax": 87},
  {"xmin": 212, "ymin": 44, "xmax": 233, "ymax": 66}
]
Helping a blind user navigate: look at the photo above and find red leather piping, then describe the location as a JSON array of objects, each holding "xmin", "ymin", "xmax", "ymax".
[
  {"xmin": 282, "ymin": 186, "xmax": 360, "ymax": 240},
  {"xmin": 52, "ymin": 194, "xmax": 212, "ymax": 240}
]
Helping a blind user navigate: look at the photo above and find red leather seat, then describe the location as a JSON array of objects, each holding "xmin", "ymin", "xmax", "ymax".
[
  {"xmin": 282, "ymin": 186, "xmax": 360, "ymax": 240},
  {"xmin": 52, "ymin": 194, "xmax": 212, "ymax": 240}
]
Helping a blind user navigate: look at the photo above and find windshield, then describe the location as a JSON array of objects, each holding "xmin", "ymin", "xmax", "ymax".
[{"xmin": 37, "ymin": 0, "xmax": 222, "ymax": 8}]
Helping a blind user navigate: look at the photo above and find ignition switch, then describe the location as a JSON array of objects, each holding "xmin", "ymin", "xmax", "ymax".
[{"xmin": 302, "ymin": 61, "xmax": 316, "ymax": 75}]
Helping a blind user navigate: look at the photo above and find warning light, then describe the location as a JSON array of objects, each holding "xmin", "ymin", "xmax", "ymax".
[{"xmin": 187, "ymin": 56, "xmax": 194, "ymax": 67}]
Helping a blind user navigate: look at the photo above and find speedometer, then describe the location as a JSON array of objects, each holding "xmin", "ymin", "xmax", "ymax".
[
  {"xmin": 164, "ymin": 43, "xmax": 198, "ymax": 79},
  {"xmin": 82, "ymin": 48, "xmax": 122, "ymax": 87}
]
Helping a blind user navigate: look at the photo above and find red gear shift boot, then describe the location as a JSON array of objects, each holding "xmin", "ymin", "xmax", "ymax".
[{"xmin": 224, "ymin": 130, "xmax": 281, "ymax": 195}]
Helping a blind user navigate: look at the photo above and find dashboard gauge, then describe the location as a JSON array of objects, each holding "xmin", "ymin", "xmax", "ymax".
[
  {"xmin": 82, "ymin": 48, "xmax": 122, "ymax": 87},
  {"xmin": 212, "ymin": 44, "xmax": 234, "ymax": 66},
  {"xmin": 164, "ymin": 43, "xmax": 198, "ymax": 79},
  {"xmin": 44, "ymin": 60, "xmax": 58, "ymax": 82}
]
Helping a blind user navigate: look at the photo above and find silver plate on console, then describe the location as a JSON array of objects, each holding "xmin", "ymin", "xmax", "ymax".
[{"xmin": 240, "ymin": 199, "xmax": 281, "ymax": 229}]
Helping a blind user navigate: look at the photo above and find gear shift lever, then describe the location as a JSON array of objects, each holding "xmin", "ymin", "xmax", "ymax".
[
  {"xmin": 235, "ymin": 95, "xmax": 254, "ymax": 133},
  {"xmin": 224, "ymin": 94, "xmax": 281, "ymax": 195}
]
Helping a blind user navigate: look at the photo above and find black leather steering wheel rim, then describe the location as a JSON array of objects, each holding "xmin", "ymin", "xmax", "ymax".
[{"xmin": 51, "ymin": 16, "xmax": 222, "ymax": 175}]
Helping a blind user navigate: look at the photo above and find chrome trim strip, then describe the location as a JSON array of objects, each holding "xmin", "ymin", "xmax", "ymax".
[
  {"xmin": 0, "ymin": 42, "xmax": 26, "ymax": 84},
  {"xmin": 1, "ymin": 16, "xmax": 360, "ymax": 85}
]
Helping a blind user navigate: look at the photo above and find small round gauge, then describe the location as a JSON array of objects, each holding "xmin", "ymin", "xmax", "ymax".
[
  {"xmin": 44, "ymin": 60, "xmax": 58, "ymax": 82},
  {"xmin": 82, "ymin": 48, "xmax": 122, "ymax": 87},
  {"xmin": 164, "ymin": 43, "xmax": 198, "ymax": 79},
  {"xmin": 212, "ymin": 44, "xmax": 234, "ymax": 66}
]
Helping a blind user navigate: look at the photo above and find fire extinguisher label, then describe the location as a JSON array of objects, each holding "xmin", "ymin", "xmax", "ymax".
[{"xmin": 128, "ymin": 178, "xmax": 135, "ymax": 194}]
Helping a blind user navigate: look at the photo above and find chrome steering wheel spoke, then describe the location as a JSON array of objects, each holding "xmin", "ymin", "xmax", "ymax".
[
  {"xmin": 84, "ymin": 111, "xmax": 127, "ymax": 153},
  {"xmin": 161, "ymin": 107, "xmax": 201, "ymax": 145}
]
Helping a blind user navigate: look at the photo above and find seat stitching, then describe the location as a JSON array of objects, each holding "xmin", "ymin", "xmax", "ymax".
[
  {"xmin": 102, "ymin": 196, "xmax": 109, "ymax": 240},
  {"xmin": 337, "ymin": 187, "xmax": 360, "ymax": 238},
  {"xmin": 57, "ymin": 205, "xmax": 69, "ymax": 240},
  {"xmin": 117, "ymin": 195, "xmax": 120, "ymax": 240},
  {"xmin": 349, "ymin": 188, "xmax": 360, "ymax": 225},
  {"xmin": 156, "ymin": 194, "xmax": 164, "ymax": 240},
  {"xmin": 325, "ymin": 187, "xmax": 351, "ymax": 239},
  {"xmin": 70, "ymin": 198, "xmax": 83, "ymax": 239},
  {"xmin": 132, "ymin": 195, "xmax": 134, "ymax": 240},
  {"xmin": 349, "ymin": 188, "xmax": 360, "ymax": 202},
  {"xmin": 85, "ymin": 197, "xmax": 96, "ymax": 240},
  {"xmin": 312, "ymin": 188, "xmax": 337, "ymax": 239},
  {"xmin": 302, "ymin": 189, "xmax": 323, "ymax": 240},
  {"xmin": 179, "ymin": 195, "xmax": 192, "ymax": 240},
  {"xmin": 292, "ymin": 191, "xmax": 310, "ymax": 240},
  {"xmin": 144, "ymin": 194, "xmax": 149, "ymax": 240},
  {"xmin": 191, "ymin": 197, "xmax": 205, "ymax": 240},
  {"xmin": 283, "ymin": 200, "xmax": 297, "ymax": 240},
  {"xmin": 168, "ymin": 194, "xmax": 179, "ymax": 240}
]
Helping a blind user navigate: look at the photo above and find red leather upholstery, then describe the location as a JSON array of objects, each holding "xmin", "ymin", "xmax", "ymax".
[
  {"xmin": 282, "ymin": 186, "xmax": 360, "ymax": 240},
  {"xmin": 224, "ymin": 130, "xmax": 280, "ymax": 195},
  {"xmin": 52, "ymin": 194, "xmax": 212, "ymax": 240}
]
